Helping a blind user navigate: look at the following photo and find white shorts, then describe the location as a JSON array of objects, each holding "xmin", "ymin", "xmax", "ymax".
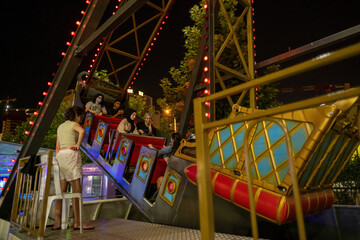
[{"xmin": 56, "ymin": 149, "xmax": 83, "ymax": 181}]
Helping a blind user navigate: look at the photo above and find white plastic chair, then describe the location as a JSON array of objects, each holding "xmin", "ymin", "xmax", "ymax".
[{"xmin": 43, "ymin": 158, "xmax": 83, "ymax": 233}]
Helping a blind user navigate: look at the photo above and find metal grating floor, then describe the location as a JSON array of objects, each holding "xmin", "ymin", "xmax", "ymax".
[{"xmin": 9, "ymin": 218, "xmax": 261, "ymax": 240}]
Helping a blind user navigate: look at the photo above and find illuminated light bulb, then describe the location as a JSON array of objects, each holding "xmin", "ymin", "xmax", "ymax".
[
  {"xmin": 85, "ymin": 75, "xmax": 89, "ymax": 78},
  {"xmin": 256, "ymin": 106, "xmax": 259, "ymax": 109},
  {"xmin": 81, "ymin": 11, "xmax": 85, "ymax": 15},
  {"xmin": 95, "ymin": 54, "xmax": 98, "ymax": 57},
  {"xmin": 157, "ymin": 32, "xmax": 160, "ymax": 35},
  {"xmin": 204, "ymin": 24, "xmax": 208, "ymax": 30},
  {"xmin": 204, "ymin": 45, "xmax": 209, "ymax": 51},
  {"xmin": 253, "ymin": 28, "xmax": 255, "ymax": 32},
  {"xmin": 205, "ymin": 112, "xmax": 210, "ymax": 118},
  {"xmin": 252, "ymin": 12, "xmax": 254, "ymax": 16},
  {"xmin": 165, "ymin": 15, "xmax": 168, "ymax": 19},
  {"xmin": 254, "ymin": 53, "xmax": 256, "ymax": 56},
  {"xmin": 24, "ymin": 131, "xmax": 30, "ymax": 135},
  {"xmin": 252, "ymin": 0, "xmax": 254, "ymax": 3},
  {"xmin": 205, "ymin": 102, "xmax": 210, "ymax": 107},
  {"xmin": 38, "ymin": 102, "xmax": 43, "ymax": 106},
  {"xmin": 159, "ymin": 27, "xmax": 162, "ymax": 30},
  {"xmin": 133, "ymin": 77, "xmax": 136, "ymax": 80},
  {"xmin": 162, "ymin": 21, "xmax": 165, "ymax": 24},
  {"xmin": 131, "ymin": 82, "xmax": 134, "ymax": 84},
  {"xmin": 61, "ymin": 52, "xmax": 66, "ymax": 56},
  {"xmin": 87, "ymin": 70, "xmax": 91, "ymax": 73},
  {"xmin": 66, "ymin": 42, "xmax": 71, "ymax": 46},
  {"xmin": 43, "ymin": 92, "xmax": 47, "ymax": 96},
  {"xmin": 253, "ymin": 36, "xmax": 255, "ymax": 40},
  {"xmin": 204, "ymin": 35, "xmax": 209, "ymax": 40},
  {"xmin": 90, "ymin": 64, "xmax": 93, "ymax": 68},
  {"xmin": 253, "ymin": 20, "xmax": 255, "ymax": 24},
  {"xmin": 92, "ymin": 59, "xmax": 95, "ymax": 62},
  {"xmin": 48, "ymin": 82, "xmax": 52, "ymax": 86},
  {"xmin": 138, "ymin": 67, "xmax": 141, "ymax": 71},
  {"xmin": 203, "ymin": 56, "xmax": 208, "ymax": 61},
  {"xmin": 99, "ymin": 42, "xmax": 103, "ymax": 46},
  {"xmin": 254, "ymin": 44, "xmax": 256, "ymax": 48},
  {"xmin": 256, "ymin": 96, "xmax": 258, "ymax": 100},
  {"xmin": 254, "ymin": 61, "xmax": 257, "ymax": 65},
  {"xmin": 254, "ymin": 70, "xmax": 257, "ymax": 74},
  {"xmin": 118, "ymin": 0, "xmax": 121, "ymax": 2},
  {"xmin": 255, "ymin": 88, "xmax": 258, "ymax": 91},
  {"xmin": 204, "ymin": 67, "xmax": 209, "ymax": 72},
  {"xmin": 143, "ymin": 58, "xmax": 146, "ymax": 61},
  {"xmin": 204, "ymin": 89, "xmax": 210, "ymax": 95},
  {"xmin": 57, "ymin": 62, "xmax": 61, "ymax": 66},
  {"xmin": 153, "ymin": 37, "xmax": 157, "ymax": 41},
  {"xmin": 151, "ymin": 43, "xmax": 154, "ymax": 46},
  {"xmin": 71, "ymin": 31, "xmax": 75, "ymax": 36},
  {"xmin": 29, "ymin": 121, "xmax": 34, "ymax": 125},
  {"xmin": 136, "ymin": 72, "xmax": 138, "ymax": 75},
  {"xmin": 252, "ymin": 8, "xmax": 254, "ymax": 11},
  {"xmin": 76, "ymin": 21, "xmax": 80, "ymax": 25},
  {"xmin": 140, "ymin": 63, "xmax": 143, "ymax": 66},
  {"xmin": 112, "ymin": 12, "xmax": 115, "ymax": 15},
  {"xmin": 52, "ymin": 72, "xmax": 56, "ymax": 76},
  {"xmin": 86, "ymin": 0, "xmax": 90, "ymax": 4},
  {"xmin": 204, "ymin": 78, "xmax": 209, "ymax": 83},
  {"xmin": 203, "ymin": 4, "xmax": 208, "ymax": 9},
  {"xmin": 148, "ymin": 48, "xmax": 151, "ymax": 51},
  {"xmin": 115, "ymin": 6, "xmax": 119, "ymax": 9},
  {"xmin": 97, "ymin": 48, "xmax": 100, "ymax": 51}
]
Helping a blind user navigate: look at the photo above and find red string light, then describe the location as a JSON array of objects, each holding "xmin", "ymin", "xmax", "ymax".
[{"xmin": 43, "ymin": 92, "xmax": 47, "ymax": 96}]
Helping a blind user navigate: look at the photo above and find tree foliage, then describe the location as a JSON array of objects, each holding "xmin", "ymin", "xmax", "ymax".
[{"xmin": 157, "ymin": 0, "xmax": 281, "ymax": 134}]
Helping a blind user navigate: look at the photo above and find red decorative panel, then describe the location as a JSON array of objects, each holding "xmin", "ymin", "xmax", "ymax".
[
  {"xmin": 185, "ymin": 165, "xmax": 197, "ymax": 183},
  {"xmin": 213, "ymin": 173, "xmax": 235, "ymax": 200},
  {"xmin": 256, "ymin": 190, "xmax": 281, "ymax": 221},
  {"xmin": 317, "ymin": 191, "xmax": 326, "ymax": 211},
  {"xmin": 233, "ymin": 181, "xmax": 256, "ymax": 209}
]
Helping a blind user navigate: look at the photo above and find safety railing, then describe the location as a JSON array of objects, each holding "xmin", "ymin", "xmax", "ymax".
[
  {"xmin": 193, "ymin": 42, "xmax": 360, "ymax": 240},
  {"xmin": 10, "ymin": 150, "xmax": 53, "ymax": 239}
]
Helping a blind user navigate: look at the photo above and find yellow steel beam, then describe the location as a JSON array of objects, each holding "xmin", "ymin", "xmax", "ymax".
[
  {"xmin": 106, "ymin": 46, "xmax": 140, "ymax": 60},
  {"xmin": 201, "ymin": 42, "xmax": 360, "ymax": 104},
  {"xmin": 194, "ymin": 97, "xmax": 215, "ymax": 240},
  {"xmin": 215, "ymin": 62, "xmax": 250, "ymax": 81}
]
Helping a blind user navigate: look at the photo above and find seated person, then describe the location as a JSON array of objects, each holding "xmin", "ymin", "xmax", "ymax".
[
  {"xmin": 107, "ymin": 99, "xmax": 124, "ymax": 118},
  {"xmin": 117, "ymin": 109, "xmax": 139, "ymax": 134},
  {"xmin": 137, "ymin": 113, "xmax": 156, "ymax": 136},
  {"xmin": 148, "ymin": 132, "xmax": 182, "ymax": 191},
  {"xmin": 85, "ymin": 93, "xmax": 107, "ymax": 116}
]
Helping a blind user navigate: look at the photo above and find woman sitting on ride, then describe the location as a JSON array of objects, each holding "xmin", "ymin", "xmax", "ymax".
[{"xmin": 117, "ymin": 108, "xmax": 139, "ymax": 134}]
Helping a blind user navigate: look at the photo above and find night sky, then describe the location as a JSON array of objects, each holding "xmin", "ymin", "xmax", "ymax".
[{"xmin": 1, "ymin": 0, "xmax": 359, "ymax": 110}]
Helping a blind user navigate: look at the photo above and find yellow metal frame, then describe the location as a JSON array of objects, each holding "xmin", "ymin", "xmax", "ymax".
[{"xmin": 194, "ymin": 0, "xmax": 360, "ymax": 238}]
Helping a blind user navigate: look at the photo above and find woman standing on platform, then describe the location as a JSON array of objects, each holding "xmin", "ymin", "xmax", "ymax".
[{"xmin": 54, "ymin": 106, "xmax": 94, "ymax": 230}]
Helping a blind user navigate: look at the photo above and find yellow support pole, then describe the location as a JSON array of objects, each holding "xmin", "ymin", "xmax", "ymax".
[{"xmin": 194, "ymin": 97, "xmax": 215, "ymax": 240}]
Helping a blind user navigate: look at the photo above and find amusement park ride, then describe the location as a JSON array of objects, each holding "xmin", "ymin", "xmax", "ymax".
[{"xmin": 1, "ymin": 0, "xmax": 360, "ymax": 239}]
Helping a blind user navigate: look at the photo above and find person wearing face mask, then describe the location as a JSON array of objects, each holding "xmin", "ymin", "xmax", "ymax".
[
  {"xmin": 85, "ymin": 93, "xmax": 107, "ymax": 116},
  {"xmin": 117, "ymin": 108, "xmax": 139, "ymax": 134}
]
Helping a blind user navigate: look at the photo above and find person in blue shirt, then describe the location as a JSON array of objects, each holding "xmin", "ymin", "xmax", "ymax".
[{"xmin": 148, "ymin": 132, "xmax": 181, "ymax": 159}]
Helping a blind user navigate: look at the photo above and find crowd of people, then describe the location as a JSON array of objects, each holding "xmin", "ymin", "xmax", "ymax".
[{"xmin": 53, "ymin": 95, "xmax": 183, "ymax": 229}]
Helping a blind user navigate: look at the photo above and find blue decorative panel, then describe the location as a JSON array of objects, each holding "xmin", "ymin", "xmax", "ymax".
[
  {"xmin": 285, "ymin": 120, "xmax": 298, "ymax": 130},
  {"xmin": 161, "ymin": 172, "xmax": 180, "ymax": 206},
  {"xmin": 210, "ymin": 136, "xmax": 219, "ymax": 155},
  {"xmin": 232, "ymin": 122, "xmax": 243, "ymax": 132},
  {"xmin": 222, "ymin": 141, "xmax": 234, "ymax": 161},
  {"xmin": 220, "ymin": 126, "xmax": 231, "ymax": 143},
  {"xmin": 273, "ymin": 142, "xmax": 288, "ymax": 166},
  {"xmin": 253, "ymin": 135, "xmax": 266, "ymax": 157},
  {"xmin": 290, "ymin": 127, "xmax": 307, "ymax": 154},
  {"xmin": 210, "ymin": 152, "xmax": 222, "ymax": 166},
  {"xmin": 257, "ymin": 155, "xmax": 272, "ymax": 179},
  {"xmin": 136, "ymin": 155, "xmax": 151, "ymax": 182},
  {"xmin": 268, "ymin": 124, "xmax": 283, "ymax": 145},
  {"xmin": 95, "ymin": 122, "xmax": 106, "ymax": 144},
  {"xmin": 278, "ymin": 165, "xmax": 289, "ymax": 182},
  {"xmin": 234, "ymin": 130, "xmax": 245, "ymax": 150},
  {"xmin": 225, "ymin": 157, "xmax": 237, "ymax": 170}
]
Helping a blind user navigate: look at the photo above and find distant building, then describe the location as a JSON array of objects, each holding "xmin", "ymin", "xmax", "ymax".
[{"xmin": 1, "ymin": 109, "xmax": 33, "ymax": 140}]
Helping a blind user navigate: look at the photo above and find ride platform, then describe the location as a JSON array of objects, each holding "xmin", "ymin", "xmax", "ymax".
[{"xmin": 8, "ymin": 218, "xmax": 257, "ymax": 240}]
